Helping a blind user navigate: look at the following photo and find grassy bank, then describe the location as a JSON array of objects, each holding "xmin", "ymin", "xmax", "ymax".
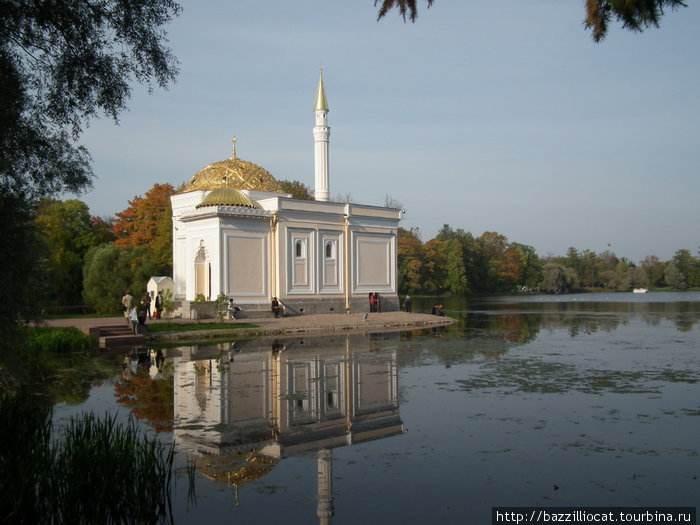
[{"xmin": 146, "ymin": 321, "xmax": 257, "ymax": 333}]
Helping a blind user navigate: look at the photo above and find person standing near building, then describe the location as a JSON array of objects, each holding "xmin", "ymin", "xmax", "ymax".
[
  {"xmin": 271, "ymin": 297, "xmax": 281, "ymax": 318},
  {"xmin": 143, "ymin": 292, "xmax": 152, "ymax": 319},
  {"xmin": 404, "ymin": 293, "xmax": 412, "ymax": 313},
  {"xmin": 122, "ymin": 291, "xmax": 133, "ymax": 326},
  {"xmin": 154, "ymin": 292, "xmax": 163, "ymax": 319}
]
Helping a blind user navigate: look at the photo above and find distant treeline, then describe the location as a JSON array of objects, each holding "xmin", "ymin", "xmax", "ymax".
[
  {"xmin": 399, "ymin": 225, "xmax": 699, "ymax": 295},
  {"xmin": 30, "ymin": 193, "xmax": 699, "ymax": 313}
]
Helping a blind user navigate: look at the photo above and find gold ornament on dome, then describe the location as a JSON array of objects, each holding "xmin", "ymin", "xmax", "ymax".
[{"xmin": 181, "ymin": 154, "xmax": 283, "ymax": 194}]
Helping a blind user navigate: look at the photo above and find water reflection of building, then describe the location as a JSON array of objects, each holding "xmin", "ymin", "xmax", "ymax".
[{"xmin": 171, "ymin": 333, "xmax": 403, "ymax": 522}]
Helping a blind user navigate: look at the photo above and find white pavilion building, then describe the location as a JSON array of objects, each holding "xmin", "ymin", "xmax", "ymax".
[{"xmin": 170, "ymin": 71, "xmax": 401, "ymax": 316}]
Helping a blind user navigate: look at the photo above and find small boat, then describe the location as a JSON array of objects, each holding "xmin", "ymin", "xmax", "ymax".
[{"xmin": 633, "ymin": 288, "xmax": 649, "ymax": 294}]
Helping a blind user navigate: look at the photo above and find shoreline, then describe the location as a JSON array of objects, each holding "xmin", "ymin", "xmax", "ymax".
[{"xmin": 42, "ymin": 311, "xmax": 456, "ymax": 343}]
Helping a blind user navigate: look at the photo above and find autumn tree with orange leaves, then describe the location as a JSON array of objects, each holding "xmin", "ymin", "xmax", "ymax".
[{"xmin": 113, "ymin": 183, "xmax": 175, "ymax": 271}]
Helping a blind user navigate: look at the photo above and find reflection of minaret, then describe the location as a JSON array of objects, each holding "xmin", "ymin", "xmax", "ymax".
[
  {"xmin": 317, "ymin": 448, "xmax": 333, "ymax": 525},
  {"xmin": 313, "ymin": 67, "xmax": 330, "ymax": 202}
]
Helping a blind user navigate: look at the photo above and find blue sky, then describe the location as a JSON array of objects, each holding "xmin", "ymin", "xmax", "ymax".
[{"xmin": 77, "ymin": 0, "xmax": 699, "ymax": 262}]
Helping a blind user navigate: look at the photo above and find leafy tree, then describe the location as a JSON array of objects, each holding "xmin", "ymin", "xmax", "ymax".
[
  {"xmin": 641, "ymin": 255, "xmax": 665, "ymax": 287},
  {"xmin": 579, "ymin": 249, "xmax": 604, "ymax": 288},
  {"xmin": 278, "ymin": 179, "xmax": 313, "ymax": 200},
  {"xmin": 90, "ymin": 216, "xmax": 117, "ymax": 245},
  {"xmin": 82, "ymin": 244, "xmax": 160, "ymax": 314},
  {"xmin": 113, "ymin": 183, "xmax": 175, "ymax": 272},
  {"xmin": 35, "ymin": 199, "xmax": 108, "ymax": 306},
  {"xmin": 511, "ymin": 243, "xmax": 543, "ymax": 289},
  {"xmin": 663, "ymin": 263, "xmax": 686, "ymax": 290},
  {"xmin": 374, "ymin": 0, "xmax": 686, "ymax": 41},
  {"xmin": 397, "ymin": 227, "xmax": 425, "ymax": 293},
  {"xmin": 1, "ymin": 0, "xmax": 180, "ymax": 201},
  {"xmin": 602, "ymin": 260, "xmax": 635, "ymax": 291},
  {"xmin": 444, "ymin": 238, "xmax": 469, "ymax": 295},
  {"xmin": 422, "ymin": 238, "xmax": 446, "ymax": 294},
  {"xmin": 624, "ymin": 267, "xmax": 649, "ymax": 290},
  {"xmin": 671, "ymin": 249, "xmax": 698, "ymax": 288},
  {"xmin": 540, "ymin": 262, "xmax": 578, "ymax": 293},
  {"xmin": 1, "ymin": 0, "xmax": 180, "ymax": 330},
  {"xmin": 475, "ymin": 231, "xmax": 522, "ymax": 292}
]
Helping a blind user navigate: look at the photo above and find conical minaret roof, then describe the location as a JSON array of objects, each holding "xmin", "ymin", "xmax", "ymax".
[{"xmin": 314, "ymin": 67, "xmax": 329, "ymax": 112}]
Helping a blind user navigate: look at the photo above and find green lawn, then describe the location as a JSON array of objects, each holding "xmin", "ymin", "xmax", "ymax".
[{"xmin": 146, "ymin": 322, "xmax": 257, "ymax": 333}]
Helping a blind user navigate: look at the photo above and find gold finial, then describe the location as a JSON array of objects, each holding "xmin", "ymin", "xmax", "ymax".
[
  {"xmin": 232, "ymin": 137, "xmax": 237, "ymax": 159},
  {"xmin": 314, "ymin": 67, "xmax": 328, "ymax": 112}
]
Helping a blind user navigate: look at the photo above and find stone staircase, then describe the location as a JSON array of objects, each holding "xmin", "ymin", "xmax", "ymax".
[{"xmin": 88, "ymin": 324, "xmax": 148, "ymax": 349}]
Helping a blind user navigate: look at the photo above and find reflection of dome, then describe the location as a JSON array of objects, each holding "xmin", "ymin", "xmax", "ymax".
[
  {"xmin": 181, "ymin": 157, "xmax": 282, "ymax": 193},
  {"xmin": 200, "ymin": 452, "xmax": 279, "ymax": 505},
  {"xmin": 196, "ymin": 187, "xmax": 260, "ymax": 209}
]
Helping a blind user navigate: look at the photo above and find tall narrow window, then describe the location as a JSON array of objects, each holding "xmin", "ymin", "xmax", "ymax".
[
  {"xmin": 295, "ymin": 240, "xmax": 303, "ymax": 258},
  {"xmin": 325, "ymin": 241, "xmax": 333, "ymax": 258}
]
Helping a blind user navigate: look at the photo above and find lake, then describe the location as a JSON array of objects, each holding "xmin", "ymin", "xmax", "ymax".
[{"xmin": 52, "ymin": 292, "xmax": 700, "ymax": 524}]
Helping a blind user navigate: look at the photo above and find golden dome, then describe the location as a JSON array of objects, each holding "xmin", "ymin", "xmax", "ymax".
[
  {"xmin": 196, "ymin": 187, "xmax": 259, "ymax": 209},
  {"xmin": 182, "ymin": 157, "xmax": 283, "ymax": 193}
]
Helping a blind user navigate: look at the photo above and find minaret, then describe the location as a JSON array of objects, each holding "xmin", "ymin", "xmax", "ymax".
[{"xmin": 313, "ymin": 67, "xmax": 330, "ymax": 202}]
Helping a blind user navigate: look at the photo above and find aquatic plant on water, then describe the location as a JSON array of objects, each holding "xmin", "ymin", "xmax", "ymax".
[
  {"xmin": 0, "ymin": 393, "xmax": 175, "ymax": 524},
  {"xmin": 23, "ymin": 326, "xmax": 94, "ymax": 357}
]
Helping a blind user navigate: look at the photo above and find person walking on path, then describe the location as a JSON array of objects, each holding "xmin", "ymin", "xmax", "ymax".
[
  {"xmin": 122, "ymin": 291, "xmax": 133, "ymax": 326},
  {"xmin": 130, "ymin": 306, "xmax": 140, "ymax": 335}
]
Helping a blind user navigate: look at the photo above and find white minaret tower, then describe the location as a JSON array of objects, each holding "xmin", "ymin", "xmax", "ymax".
[{"xmin": 313, "ymin": 67, "xmax": 330, "ymax": 202}]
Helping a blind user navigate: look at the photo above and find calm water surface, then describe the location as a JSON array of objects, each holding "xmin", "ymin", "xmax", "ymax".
[{"xmin": 52, "ymin": 292, "xmax": 700, "ymax": 524}]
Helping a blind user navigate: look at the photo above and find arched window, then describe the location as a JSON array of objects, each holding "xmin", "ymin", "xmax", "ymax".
[
  {"xmin": 325, "ymin": 241, "xmax": 334, "ymax": 259},
  {"xmin": 295, "ymin": 240, "xmax": 303, "ymax": 258}
]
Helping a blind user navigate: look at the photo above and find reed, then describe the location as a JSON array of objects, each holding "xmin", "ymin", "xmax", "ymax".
[
  {"xmin": 0, "ymin": 393, "xmax": 175, "ymax": 524},
  {"xmin": 0, "ymin": 391, "xmax": 53, "ymax": 523}
]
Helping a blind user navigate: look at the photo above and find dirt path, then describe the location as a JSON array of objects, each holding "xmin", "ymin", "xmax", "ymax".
[{"xmin": 41, "ymin": 311, "xmax": 454, "ymax": 338}]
